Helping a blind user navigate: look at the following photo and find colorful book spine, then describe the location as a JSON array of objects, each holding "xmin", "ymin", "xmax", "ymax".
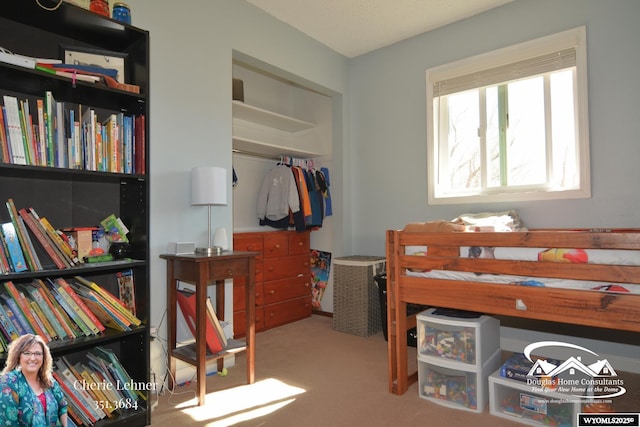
[
  {"xmin": 92, "ymin": 347, "xmax": 138, "ymax": 401},
  {"xmin": 0, "ymin": 293, "xmax": 33, "ymax": 335},
  {"xmin": 116, "ymin": 269, "xmax": 136, "ymax": 316},
  {"xmin": 0, "ymin": 302, "xmax": 20, "ymax": 340},
  {"xmin": 0, "ymin": 229, "xmax": 11, "ymax": 273},
  {"xmin": 52, "ymin": 371, "xmax": 95, "ymax": 426},
  {"xmin": 77, "ymin": 363, "xmax": 114, "ymax": 418},
  {"xmin": 1, "ymin": 222, "xmax": 27, "ymax": 272},
  {"xmin": 74, "ymin": 291, "xmax": 130, "ymax": 331},
  {"xmin": 18, "ymin": 208, "xmax": 66, "ymax": 269},
  {"xmin": 45, "ymin": 279, "xmax": 92, "ymax": 337},
  {"xmin": 56, "ymin": 278, "xmax": 105, "ymax": 333},
  {"xmin": 2, "ymin": 95, "xmax": 27, "ymax": 165},
  {"xmin": 6, "ymin": 199, "xmax": 37, "ymax": 271},
  {"xmin": 17, "ymin": 216, "xmax": 42, "ymax": 270},
  {"xmin": 3, "ymin": 281, "xmax": 49, "ymax": 340},
  {"xmin": 34, "ymin": 279, "xmax": 77, "ymax": 339},
  {"xmin": 55, "ymin": 360, "xmax": 101, "ymax": 423},
  {"xmin": 25, "ymin": 284, "xmax": 68, "ymax": 340},
  {"xmin": 73, "ymin": 276, "xmax": 141, "ymax": 326},
  {"xmin": 44, "ymin": 91, "xmax": 55, "ymax": 167},
  {"xmin": 30, "ymin": 209, "xmax": 74, "ymax": 267},
  {"xmin": 36, "ymin": 98, "xmax": 46, "ymax": 166},
  {"xmin": 29, "ymin": 301, "xmax": 56, "ymax": 340},
  {"xmin": 0, "ymin": 104, "xmax": 10, "ymax": 163}
]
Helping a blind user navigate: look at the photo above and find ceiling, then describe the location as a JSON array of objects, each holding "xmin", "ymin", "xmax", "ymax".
[{"xmin": 245, "ymin": 0, "xmax": 514, "ymax": 58}]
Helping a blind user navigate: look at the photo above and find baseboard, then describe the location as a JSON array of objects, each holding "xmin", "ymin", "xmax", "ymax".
[{"xmin": 312, "ymin": 310, "xmax": 333, "ymax": 317}]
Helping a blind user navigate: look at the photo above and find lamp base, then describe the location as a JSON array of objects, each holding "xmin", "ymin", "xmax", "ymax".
[{"xmin": 195, "ymin": 246, "xmax": 224, "ymax": 255}]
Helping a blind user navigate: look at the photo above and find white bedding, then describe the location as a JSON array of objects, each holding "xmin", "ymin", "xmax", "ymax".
[
  {"xmin": 405, "ymin": 246, "xmax": 640, "ymax": 266},
  {"xmin": 407, "ymin": 269, "xmax": 640, "ymax": 294},
  {"xmin": 404, "ymin": 246, "xmax": 640, "ymax": 294}
]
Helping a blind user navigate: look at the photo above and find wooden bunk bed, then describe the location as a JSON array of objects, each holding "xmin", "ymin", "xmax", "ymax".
[{"xmin": 385, "ymin": 228, "xmax": 640, "ymax": 395}]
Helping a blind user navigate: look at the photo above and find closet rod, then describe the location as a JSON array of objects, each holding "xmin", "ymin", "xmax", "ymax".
[{"xmin": 232, "ymin": 148, "xmax": 280, "ymax": 161}]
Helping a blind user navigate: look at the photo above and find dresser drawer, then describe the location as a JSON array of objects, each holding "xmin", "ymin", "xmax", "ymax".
[
  {"xmin": 233, "ymin": 261, "xmax": 263, "ymax": 286},
  {"xmin": 233, "ymin": 307, "xmax": 265, "ymax": 338},
  {"xmin": 263, "ymin": 232, "xmax": 289, "ymax": 258},
  {"xmin": 263, "ymin": 253, "xmax": 310, "ymax": 281},
  {"xmin": 233, "ymin": 282, "xmax": 264, "ymax": 311},
  {"xmin": 264, "ymin": 275, "xmax": 311, "ymax": 305},
  {"xmin": 233, "ymin": 234, "xmax": 264, "ymax": 261},
  {"xmin": 264, "ymin": 297, "xmax": 312, "ymax": 329},
  {"xmin": 288, "ymin": 231, "xmax": 310, "ymax": 255}
]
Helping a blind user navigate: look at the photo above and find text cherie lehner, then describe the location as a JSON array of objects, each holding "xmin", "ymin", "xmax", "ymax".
[{"xmin": 73, "ymin": 378, "xmax": 157, "ymax": 391}]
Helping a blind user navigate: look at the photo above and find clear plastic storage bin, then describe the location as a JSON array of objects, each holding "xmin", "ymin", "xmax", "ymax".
[
  {"xmin": 417, "ymin": 308, "xmax": 500, "ymax": 367},
  {"xmin": 418, "ymin": 350, "xmax": 500, "ymax": 413}
]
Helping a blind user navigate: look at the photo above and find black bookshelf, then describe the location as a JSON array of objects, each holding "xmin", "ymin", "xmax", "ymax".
[{"xmin": 0, "ymin": 0, "xmax": 150, "ymax": 425}]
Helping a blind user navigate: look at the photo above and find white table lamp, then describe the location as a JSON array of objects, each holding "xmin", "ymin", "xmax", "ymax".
[{"xmin": 191, "ymin": 166, "xmax": 227, "ymax": 255}]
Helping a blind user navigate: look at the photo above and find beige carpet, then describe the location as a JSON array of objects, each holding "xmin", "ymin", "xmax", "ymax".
[{"xmin": 150, "ymin": 315, "xmax": 638, "ymax": 426}]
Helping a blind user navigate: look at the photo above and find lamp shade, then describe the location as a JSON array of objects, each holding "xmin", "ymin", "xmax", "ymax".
[{"xmin": 191, "ymin": 166, "xmax": 227, "ymax": 206}]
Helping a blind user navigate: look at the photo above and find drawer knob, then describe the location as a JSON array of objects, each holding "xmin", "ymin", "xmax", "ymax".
[
  {"xmin": 304, "ymin": 282, "xmax": 310, "ymax": 288},
  {"xmin": 270, "ymin": 290, "xmax": 275, "ymax": 295},
  {"xmin": 298, "ymin": 241, "xmax": 303, "ymax": 246},
  {"xmin": 227, "ymin": 268, "xmax": 233, "ymax": 276}
]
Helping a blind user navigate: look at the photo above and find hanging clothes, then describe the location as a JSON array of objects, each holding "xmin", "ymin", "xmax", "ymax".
[
  {"xmin": 304, "ymin": 168, "xmax": 324, "ymax": 228},
  {"xmin": 257, "ymin": 164, "xmax": 300, "ymax": 222},
  {"xmin": 318, "ymin": 167, "xmax": 332, "ymax": 217}
]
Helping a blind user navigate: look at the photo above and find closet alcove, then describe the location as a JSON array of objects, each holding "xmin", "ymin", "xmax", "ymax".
[{"xmin": 231, "ymin": 52, "xmax": 336, "ymax": 317}]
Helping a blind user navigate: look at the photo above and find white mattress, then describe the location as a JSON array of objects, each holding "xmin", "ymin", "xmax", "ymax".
[{"xmin": 404, "ymin": 246, "xmax": 640, "ymax": 293}]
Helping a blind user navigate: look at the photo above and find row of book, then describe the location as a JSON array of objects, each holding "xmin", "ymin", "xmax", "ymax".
[
  {"xmin": 1, "ymin": 199, "xmax": 81, "ymax": 273},
  {"xmin": 0, "ymin": 92, "xmax": 146, "ymax": 174},
  {"xmin": 53, "ymin": 347, "xmax": 145, "ymax": 426},
  {"xmin": 0, "ymin": 274, "xmax": 141, "ymax": 350}
]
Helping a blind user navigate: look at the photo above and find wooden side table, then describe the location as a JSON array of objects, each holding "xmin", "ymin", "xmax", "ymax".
[{"xmin": 160, "ymin": 251, "xmax": 258, "ymax": 406}]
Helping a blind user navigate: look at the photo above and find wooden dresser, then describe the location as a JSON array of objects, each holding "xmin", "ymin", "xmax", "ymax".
[{"xmin": 233, "ymin": 230, "xmax": 312, "ymax": 337}]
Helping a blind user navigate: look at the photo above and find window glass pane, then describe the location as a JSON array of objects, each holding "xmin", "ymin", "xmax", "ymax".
[
  {"xmin": 485, "ymin": 86, "xmax": 500, "ymax": 187},
  {"xmin": 446, "ymin": 90, "xmax": 480, "ymax": 191},
  {"xmin": 427, "ymin": 27, "xmax": 589, "ymax": 204},
  {"xmin": 506, "ymin": 77, "xmax": 546, "ymax": 185},
  {"xmin": 550, "ymin": 69, "xmax": 578, "ymax": 188}
]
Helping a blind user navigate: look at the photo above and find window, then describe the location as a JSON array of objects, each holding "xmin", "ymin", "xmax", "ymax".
[{"xmin": 426, "ymin": 27, "xmax": 590, "ymax": 204}]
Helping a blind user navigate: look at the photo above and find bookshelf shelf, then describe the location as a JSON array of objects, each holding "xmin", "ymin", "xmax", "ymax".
[{"xmin": 0, "ymin": 0, "xmax": 150, "ymax": 425}]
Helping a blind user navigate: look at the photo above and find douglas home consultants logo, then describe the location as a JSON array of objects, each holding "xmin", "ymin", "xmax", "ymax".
[{"xmin": 523, "ymin": 341, "xmax": 626, "ymax": 399}]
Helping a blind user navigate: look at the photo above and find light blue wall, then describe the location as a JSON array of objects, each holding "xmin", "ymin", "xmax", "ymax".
[
  {"xmin": 349, "ymin": 0, "xmax": 640, "ymax": 255},
  {"xmin": 126, "ymin": 0, "xmax": 639, "ymax": 372},
  {"xmin": 125, "ymin": 0, "xmax": 349, "ymax": 334}
]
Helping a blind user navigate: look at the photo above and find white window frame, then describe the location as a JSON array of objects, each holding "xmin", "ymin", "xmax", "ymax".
[{"xmin": 426, "ymin": 27, "xmax": 590, "ymax": 205}]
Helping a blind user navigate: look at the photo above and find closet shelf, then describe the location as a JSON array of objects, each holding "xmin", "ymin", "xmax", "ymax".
[
  {"xmin": 233, "ymin": 136, "xmax": 321, "ymax": 159},
  {"xmin": 233, "ymin": 100, "xmax": 315, "ymax": 132}
]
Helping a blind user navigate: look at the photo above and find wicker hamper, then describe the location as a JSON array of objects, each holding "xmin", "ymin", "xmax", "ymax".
[{"xmin": 332, "ymin": 256, "xmax": 386, "ymax": 337}]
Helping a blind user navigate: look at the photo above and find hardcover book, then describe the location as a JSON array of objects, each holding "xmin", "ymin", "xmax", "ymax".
[
  {"xmin": 1, "ymin": 222, "xmax": 27, "ymax": 272},
  {"xmin": 176, "ymin": 289, "xmax": 224, "ymax": 355}
]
